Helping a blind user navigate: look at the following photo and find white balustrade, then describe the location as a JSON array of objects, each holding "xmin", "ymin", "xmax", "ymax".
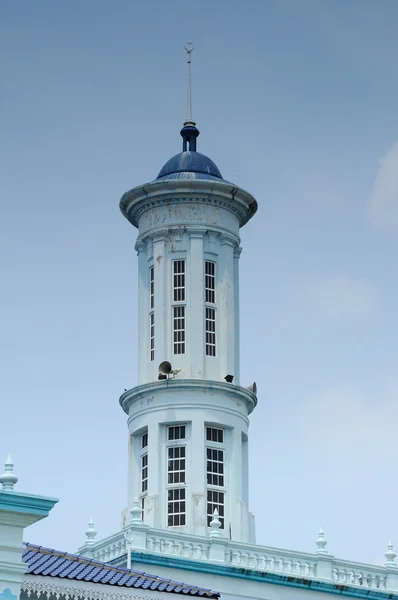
[
  {"xmin": 79, "ymin": 525, "xmax": 395, "ymax": 593},
  {"xmin": 332, "ymin": 561, "xmax": 387, "ymax": 590}
]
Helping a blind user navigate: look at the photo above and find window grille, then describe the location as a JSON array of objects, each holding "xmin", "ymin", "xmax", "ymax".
[
  {"xmin": 206, "ymin": 427, "xmax": 224, "ymax": 443},
  {"xmin": 168, "ymin": 425, "xmax": 186, "ymax": 441},
  {"xmin": 140, "ymin": 431, "xmax": 148, "ymax": 522},
  {"xmin": 205, "ymin": 261, "xmax": 215, "ymax": 304},
  {"xmin": 205, "ymin": 307, "xmax": 216, "ymax": 356},
  {"xmin": 141, "ymin": 453, "xmax": 148, "ymax": 493},
  {"xmin": 150, "ymin": 313, "xmax": 155, "ymax": 361},
  {"xmin": 167, "ymin": 446, "xmax": 186, "ymax": 484},
  {"xmin": 150, "ymin": 266, "xmax": 154, "ymax": 360},
  {"xmin": 166, "ymin": 423, "xmax": 187, "ymax": 527},
  {"xmin": 150, "ymin": 266, "xmax": 154, "ymax": 309},
  {"xmin": 172, "ymin": 260, "xmax": 186, "ymax": 355},
  {"xmin": 173, "ymin": 260, "xmax": 185, "ymax": 302},
  {"xmin": 207, "ymin": 490, "xmax": 225, "ymax": 528},
  {"xmin": 206, "ymin": 448, "xmax": 224, "ymax": 487},
  {"xmin": 173, "ymin": 306, "xmax": 185, "ymax": 354},
  {"xmin": 167, "ymin": 488, "xmax": 186, "ymax": 526},
  {"xmin": 206, "ymin": 426, "xmax": 225, "ymax": 529}
]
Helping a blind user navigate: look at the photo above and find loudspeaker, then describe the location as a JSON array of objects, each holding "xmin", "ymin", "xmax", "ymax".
[
  {"xmin": 247, "ymin": 382, "xmax": 257, "ymax": 395},
  {"xmin": 158, "ymin": 361, "xmax": 172, "ymax": 376}
]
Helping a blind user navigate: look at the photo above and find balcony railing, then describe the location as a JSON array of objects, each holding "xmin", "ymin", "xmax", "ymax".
[{"xmin": 78, "ymin": 512, "xmax": 398, "ymax": 594}]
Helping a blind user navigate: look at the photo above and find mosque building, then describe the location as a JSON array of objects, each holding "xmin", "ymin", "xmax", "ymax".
[{"xmin": 1, "ymin": 44, "xmax": 398, "ymax": 600}]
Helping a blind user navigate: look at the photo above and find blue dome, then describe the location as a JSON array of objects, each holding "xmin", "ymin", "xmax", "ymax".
[{"xmin": 156, "ymin": 151, "xmax": 223, "ymax": 181}]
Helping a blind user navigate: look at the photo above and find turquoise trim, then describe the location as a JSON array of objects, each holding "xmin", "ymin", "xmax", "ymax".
[
  {"xmin": 0, "ymin": 491, "xmax": 58, "ymax": 516},
  {"xmin": 126, "ymin": 552, "xmax": 398, "ymax": 600},
  {"xmin": 0, "ymin": 589, "xmax": 17, "ymax": 600}
]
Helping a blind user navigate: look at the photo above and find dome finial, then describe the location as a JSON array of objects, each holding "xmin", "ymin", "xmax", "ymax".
[
  {"xmin": 184, "ymin": 42, "xmax": 195, "ymax": 126},
  {"xmin": 181, "ymin": 42, "xmax": 200, "ymax": 152}
]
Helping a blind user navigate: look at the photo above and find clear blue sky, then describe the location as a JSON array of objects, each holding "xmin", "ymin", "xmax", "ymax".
[{"xmin": 1, "ymin": 0, "xmax": 398, "ymax": 565}]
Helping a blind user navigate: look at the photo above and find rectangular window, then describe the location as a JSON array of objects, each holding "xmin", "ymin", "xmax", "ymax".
[
  {"xmin": 141, "ymin": 453, "xmax": 148, "ymax": 493},
  {"xmin": 172, "ymin": 260, "xmax": 186, "ymax": 355},
  {"xmin": 206, "ymin": 426, "xmax": 225, "ymax": 529},
  {"xmin": 150, "ymin": 266, "xmax": 154, "ymax": 309},
  {"xmin": 167, "ymin": 488, "xmax": 186, "ymax": 526},
  {"xmin": 150, "ymin": 266, "xmax": 155, "ymax": 361},
  {"xmin": 168, "ymin": 425, "xmax": 186, "ymax": 441},
  {"xmin": 206, "ymin": 448, "xmax": 224, "ymax": 487},
  {"xmin": 167, "ymin": 446, "xmax": 186, "ymax": 484},
  {"xmin": 205, "ymin": 307, "xmax": 216, "ymax": 356},
  {"xmin": 140, "ymin": 431, "xmax": 148, "ymax": 522},
  {"xmin": 173, "ymin": 306, "xmax": 185, "ymax": 354},
  {"xmin": 205, "ymin": 261, "xmax": 215, "ymax": 304},
  {"xmin": 173, "ymin": 260, "xmax": 185, "ymax": 302},
  {"xmin": 150, "ymin": 313, "xmax": 155, "ymax": 361},
  {"xmin": 207, "ymin": 490, "xmax": 225, "ymax": 528},
  {"xmin": 206, "ymin": 427, "xmax": 224, "ymax": 443}
]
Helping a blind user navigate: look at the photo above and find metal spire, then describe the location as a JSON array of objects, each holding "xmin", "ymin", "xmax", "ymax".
[{"xmin": 184, "ymin": 42, "xmax": 195, "ymax": 126}]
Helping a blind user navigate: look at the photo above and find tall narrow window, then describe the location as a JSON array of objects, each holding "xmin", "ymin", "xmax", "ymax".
[
  {"xmin": 173, "ymin": 306, "xmax": 185, "ymax": 355},
  {"xmin": 150, "ymin": 313, "xmax": 155, "ymax": 361},
  {"xmin": 141, "ymin": 431, "xmax": 148, "ymax": 521},
  {"xmin": 173, "ymin": 260, "xmax": 185, "ymax": 302},
  {"xmin": 167, "ymin": 424, "xmax": 186, "ymax": 526},
  {"xmin": 205, "ymin": 261, "xmax": 215, "ymax": 304},
  {"xmin": 172, "ymin": 260, "xmax": 186, "ymax": 355},
  {"xmin": 206, "ymin": 426, "xmax": 225, "ymax": 529},
  {"xmin": 149, "ymin": 266, "xmax": 154, "ymax": 361},
  {"xmin": 205, "ymin": 308, "xmax": 216, "ymax": 357},
  {"xmin": 205, "ymin": 261, "xmax": 216, "ymax": 356}
]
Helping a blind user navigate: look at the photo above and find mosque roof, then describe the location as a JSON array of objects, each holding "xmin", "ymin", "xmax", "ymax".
[
  {"xmin": 155, "ymin": 122, "xmax": 224, "ymax": 183},
  {"xmin": 22, "ymin": 544, "xmax": 220, "ymax": 597},
  {"xmin": 156, "ymin": 151, "xmax": 223, "ymax": 182}
]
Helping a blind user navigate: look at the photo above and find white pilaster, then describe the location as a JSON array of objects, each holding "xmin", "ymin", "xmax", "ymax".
[{"xmin": 188, "ymin": 229, "xmax": 205, "ymax": 378}]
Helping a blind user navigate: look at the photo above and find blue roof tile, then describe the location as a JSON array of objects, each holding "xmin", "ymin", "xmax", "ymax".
[{"xmin": 23, "ymin": 544, "xmax": 219, "ymax": 598}]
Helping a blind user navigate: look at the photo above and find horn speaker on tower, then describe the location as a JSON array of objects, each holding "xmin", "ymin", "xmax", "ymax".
[
  {"xmin": 247, "ymin": 382, "xmax": 257, "ymax": 395},
  {"xmin": 159, "ymin": 361, "xmax": 172, "ymax": 376}
]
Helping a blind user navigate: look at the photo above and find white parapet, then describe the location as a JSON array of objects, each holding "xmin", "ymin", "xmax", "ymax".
[{"xmin": 79, "ymin": 524, "xmax": 398, "ymax": 594}]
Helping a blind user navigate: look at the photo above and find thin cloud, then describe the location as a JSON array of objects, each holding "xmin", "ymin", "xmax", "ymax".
[
  {"xmin": 369, "ymin": 141, "xmax": 398, "ymax": 234},
  {"xmin": 305, "ymin": 275, "xmax": 379, "ymax": 321}
]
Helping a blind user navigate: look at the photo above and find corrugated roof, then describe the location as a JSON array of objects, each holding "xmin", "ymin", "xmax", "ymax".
[{"xmin": 23, "ymin": 544, "xmax": 219, "ymax": 598}]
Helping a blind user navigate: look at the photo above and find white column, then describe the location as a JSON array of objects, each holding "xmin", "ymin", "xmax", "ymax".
[
  {"xmin": 153, "ymin": 234, "xmax": 168, "ymax": 368},
  {"xmin": 146, "ymin": 420, "xmax": 160, "ymax": 528},
  {"xmin": 220, "ymin": 235, "xmax": 236, "ymax": 381},
  {"xmin": 227, "ymin": 426, "xmax": 244, "ymax": 541},
  {"xmin": 190, "ymin": 418, "xmax": 206, "ymax": 537},
  {"xmin": 136, "ymin": 240, "xmax": 148, "ymax": 384},
  {"xmin": 233, "ymin": 246, "xmax": 242, "ymax": 385},
  {"xmin": 188, "ymin": 230, "xmax": 205, "ymax": 378}
]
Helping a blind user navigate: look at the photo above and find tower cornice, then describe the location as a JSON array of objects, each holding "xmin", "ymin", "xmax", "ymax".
[
  {"xmin": 120, "ymin": 180, "xmax": 257, "ymax": 229},
  {"xmin": 119, "ymin": 379, "xmax": 257, "ymax": 417}
]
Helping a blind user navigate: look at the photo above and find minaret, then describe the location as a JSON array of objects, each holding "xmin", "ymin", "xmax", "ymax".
[{"xmin": 119, "ymin": 44, "xmax": 258, "ymax": 543}]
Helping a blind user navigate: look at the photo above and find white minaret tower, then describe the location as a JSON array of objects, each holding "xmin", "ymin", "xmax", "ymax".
[{"xmin": 119, "ymin": 44, "xmax": 258, "ymax": 543}]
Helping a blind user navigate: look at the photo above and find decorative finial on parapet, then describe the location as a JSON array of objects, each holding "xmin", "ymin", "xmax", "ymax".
[
  {"xmin": 130, "ymin": 497, "xmax": 142, "ymax": 523},
  {"xmin": 316, "ymin": 527, "xmax": 328, "ymax": 554},
  {"xmin": 0, "ymin": 454, "xmax": 18, "ymax": 491},
  {"xmin": 209, "ymin": 509, "xmax": 222, "ymax": 539},
  {"xmin": 85, "ymin": 518, "xmax": 97, "ymax": 545},
  {"xmin": 385, "ymin": 541, "xmax": 397, "ymax": 567}
]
